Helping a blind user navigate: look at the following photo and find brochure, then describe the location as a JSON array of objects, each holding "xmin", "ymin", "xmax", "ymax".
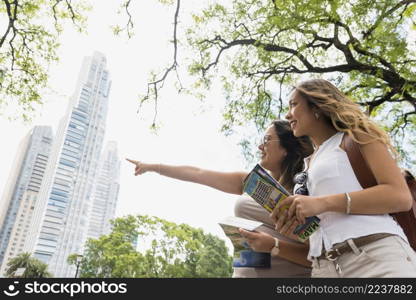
[
  {"xmin": 218, "ymin": 216, "xmax": 271, "ymax": 268},
  {"xmin": 243, "ymin": 164, "xmax": 320, "ymax": 242}
]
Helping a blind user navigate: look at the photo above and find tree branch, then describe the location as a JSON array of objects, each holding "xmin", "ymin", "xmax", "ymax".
[
  {"xmin": 140, "ymin": 0, "xmax": 181, "ymax": 127},
  {"xmin": 363, "ymin": 0, "xmax": 416, "ymax": 39},
  {"xmin": 0, "ymin": 0, "xmax": 15, "ymax": 49},
  {"xmin": 365, "ymin": 89, "xmax": 400, "ymax": 115},
  {"xmin": 391, "ymin": 110, "xmax": 416, "ymax": 138},
  {"xmin": 52, "ymin": 0, "xmax": 79, "ymax": 28},
  {"xmin": 201, "ymin": 37, "xmax": 373, "ymax": 76},
  {"xmin": 199, "ymin": 16, "xmax": 416, "ymax": 111},
  {"xmin": 117, "ymin": 0, "xmax": 134, "ymax": 38},
  {"xmin": 123, "ymin": 0, "xmax": 133, "ymax": 38}
]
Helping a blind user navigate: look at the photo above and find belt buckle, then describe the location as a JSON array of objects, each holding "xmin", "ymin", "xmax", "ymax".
[{"xmin": 325, "ymin": 248, "xmax": 341, "ymax": 261}]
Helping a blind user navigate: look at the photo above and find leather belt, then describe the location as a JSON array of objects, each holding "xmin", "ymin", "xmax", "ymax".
[{"xmin": 316, "ymin": 233, "xmax": 393, "ymax": 261}]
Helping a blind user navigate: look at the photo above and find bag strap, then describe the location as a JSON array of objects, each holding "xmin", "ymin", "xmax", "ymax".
[
  {"xmin": 341, "ymin": 134, "xmax": 377, "ymax": 188},
  {"xmin": 404, "ymin": 171, "xmax": 416, "ymax": 215}
]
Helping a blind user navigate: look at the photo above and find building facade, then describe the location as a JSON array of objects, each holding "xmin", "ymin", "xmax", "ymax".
[
  {"xmin": 0, "ymin": 126, "xmax": 53, "ymax": 275},
  {"xmin": 25, "ymin": 52, "xmax": 112, "ymax": 277},
  {"xmin": 86, "ymin": 141, "xmax": 120, "ymax": 240}
]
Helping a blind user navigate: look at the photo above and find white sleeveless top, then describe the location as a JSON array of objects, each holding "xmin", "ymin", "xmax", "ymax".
[{"xmin": 303, "ymin": 132, "xmax": 407, "ymax": 259}]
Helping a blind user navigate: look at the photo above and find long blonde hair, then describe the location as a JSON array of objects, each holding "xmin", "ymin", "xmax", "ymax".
[{"xmin": 295, "ymin": 79, "xmax": 396, "ymax": 155}]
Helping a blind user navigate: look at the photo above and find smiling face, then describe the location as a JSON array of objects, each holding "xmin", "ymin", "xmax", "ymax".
[
  {"xmin": 285, "ymin": 90, "xmax": 319, "ymax": 137},
  {"xmin": 258, "ymin": 125, "xmax": 287, "ymax": 172}
]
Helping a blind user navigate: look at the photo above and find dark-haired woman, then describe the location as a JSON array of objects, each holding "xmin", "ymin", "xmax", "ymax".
[{"xmin": 127, "ymin": 120, "xmax": 313, "ymax": 277}]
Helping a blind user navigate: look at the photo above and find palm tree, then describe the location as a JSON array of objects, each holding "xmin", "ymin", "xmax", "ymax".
[{"xmin": 5, "ymin": 252, "xmax": 53, "ymax": 278}]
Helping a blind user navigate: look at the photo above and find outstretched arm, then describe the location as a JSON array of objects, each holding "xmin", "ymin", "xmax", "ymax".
[{"xmin": 126, "ymin": 158, "xmax": 247, "ymax": 195}]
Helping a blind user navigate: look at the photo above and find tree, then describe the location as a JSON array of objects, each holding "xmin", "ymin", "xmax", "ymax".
[
  {"xmin": 5, "ymin": 252, "xmax": 52, "ymax": 278},
  {"xmin": 0, "ymin": 0, "xmax": 89, "ymax": 121},
  {"xmin": 125, "ymin": 0, "xmax": 416, "ymax": 164},
  {"xmin": 194, "ymin": 233, "xmax": 234, "ymax": 278},
  {"xmin": 3, "ymin": 1, "xmax": 415, "ymax": 162},
  {"xmin": 67, "ymin": 215, "xmax": 145, "ymax": 278},
  {"xmin": 68, "ymin": 215, "xmax": 233, "ymax": 278}
]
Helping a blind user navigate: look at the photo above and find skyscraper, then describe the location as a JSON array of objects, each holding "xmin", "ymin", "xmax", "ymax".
[
  {"xmin": 0, "ymin": 126, "xmax": 53, "ymax": 275},
  {"xmin": 87, "ymin": 141, "xmax": 120, "ymax": 240},
  {"xmin": 25, "ymin": 52, "xmax": 112, "ymax": 277}
]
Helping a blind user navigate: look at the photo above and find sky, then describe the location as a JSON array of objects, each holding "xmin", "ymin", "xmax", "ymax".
[{"xmin": 0, "ymin": 1, "xmax": 253, "ymax": 249}]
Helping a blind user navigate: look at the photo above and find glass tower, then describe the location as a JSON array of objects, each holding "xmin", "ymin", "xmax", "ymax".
[
  {"xmin": 0, "ymin": 126, "xmax": 53, "ymax": 275},
  {"xmin": 86, "ymin": 141, "xmax": 120, "ymax": 240},
  {"xmin": 26, "ymin": 52, "xmax": 112, "ymax": 277}
]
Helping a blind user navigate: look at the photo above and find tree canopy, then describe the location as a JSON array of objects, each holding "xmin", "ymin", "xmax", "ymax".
[
  {"xmin": 2, "ymin": 0, "xmax": 415, "ymax": 163},
  {"xmin": 0, "ymin": 0, "xmax": 89, "ymax": 120},
  {"xmin": 68, "ymin": 215, "xmax": 233, "ymax": 278},
  {"xmin": 187, "ymin": 0, "xmax": 416, "ymax": 126},
  {"xmin": 5, "ymin": 252, "xmax": 52, "ymax": 278},
  {"xmin": 132, "ymin": 0, "xmax": 416, "ymax": 164}
]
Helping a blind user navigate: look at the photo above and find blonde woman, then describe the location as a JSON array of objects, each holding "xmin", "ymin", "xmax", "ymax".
[{"xmin": 271, "ymin": 79, "xmax": 416, "ymax": 277}]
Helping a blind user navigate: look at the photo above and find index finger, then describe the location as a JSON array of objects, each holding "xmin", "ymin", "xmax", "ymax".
[{"xmin": 126, "ymin": 158, "xmax": 138, "ymax": 165}]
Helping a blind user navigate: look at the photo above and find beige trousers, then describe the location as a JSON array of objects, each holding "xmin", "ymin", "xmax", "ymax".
[
  {"xmin": 311, "ymin": 235, "xmax": 416, "ymax": 277},
  {"xmin": 232, "ymin": 196, "xmax": 311, "ymax": 278}
]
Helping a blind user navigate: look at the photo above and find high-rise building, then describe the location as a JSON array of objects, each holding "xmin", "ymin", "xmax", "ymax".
[
  {"xmin": 87, "ymin": 141, "xmax": 120, "ymax": 240},
  {"xmin": 0, "ymin": 126, "xmax": 53, "ymax": 275},
  {"xmin": 25, "ymin": 52, "xmax": 112, "ymax": 277}
]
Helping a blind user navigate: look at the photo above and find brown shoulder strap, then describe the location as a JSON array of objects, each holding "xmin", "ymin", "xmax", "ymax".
[
  {"xmin": 403, "ymin": 170, "xmax": 416, "ymax": 215},
  {"xmin": 341, "ymin": 134, "xmax": 377, "ymax": 188}
]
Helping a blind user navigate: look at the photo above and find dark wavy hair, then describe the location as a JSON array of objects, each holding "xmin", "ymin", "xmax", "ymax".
[{"xmin": 272, "ymin": 120, "xmax": 314, "ymax": 191}]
